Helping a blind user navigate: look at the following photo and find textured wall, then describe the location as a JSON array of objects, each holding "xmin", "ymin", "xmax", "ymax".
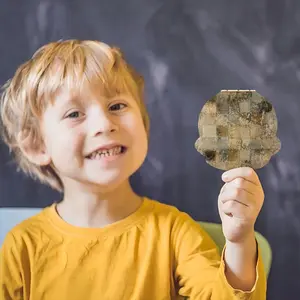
[{"xmin": 1, "ymin": 0, "xmax": 300, "ymax": 298}]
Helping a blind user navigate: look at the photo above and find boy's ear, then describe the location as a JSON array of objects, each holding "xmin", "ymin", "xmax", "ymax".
[{"xmin": 17, "ymin": 131, "xmax": 51, "ymax": 166}]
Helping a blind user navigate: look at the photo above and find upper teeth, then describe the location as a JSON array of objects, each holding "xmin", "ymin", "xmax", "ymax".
[{"xmin": 89, "ymin": 146, "xmax": 122, "ymax": 159}]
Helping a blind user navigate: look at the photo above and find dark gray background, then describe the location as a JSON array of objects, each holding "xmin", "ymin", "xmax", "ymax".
[{"xmin": 0, "ymin": 0, "xmax": 299, "ymax": 299}]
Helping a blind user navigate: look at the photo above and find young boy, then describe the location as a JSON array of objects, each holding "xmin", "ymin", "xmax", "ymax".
[{"xmin": 0, "ymin": 40, "xmax": 266, "ymax": 300}]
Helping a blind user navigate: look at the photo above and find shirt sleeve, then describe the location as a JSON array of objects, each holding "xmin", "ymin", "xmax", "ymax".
[
  {"xmin": 0, "ymin": 231, "xmax": 25, "ymax": 300},
  {"xmin": 172, "ymin": 211, "xmax": 267, "ymax": 300}
]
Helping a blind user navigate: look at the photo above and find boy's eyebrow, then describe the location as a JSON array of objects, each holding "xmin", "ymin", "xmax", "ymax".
[
  {"xmin": 109, "ymin": 94, "xmax": 133, "ymax": 102},
  {"xmin": 55, "ymin": 92, "xmax": 134, "ymax": 110},
  {"xmin": 55, "ymin": 94, "xmax": 81, "ymax": 108}
]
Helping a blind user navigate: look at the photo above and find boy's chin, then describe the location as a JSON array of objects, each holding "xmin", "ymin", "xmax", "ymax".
[{"xmin": 85, "ymin": 174, "xmax": 130, "ymax": 191}]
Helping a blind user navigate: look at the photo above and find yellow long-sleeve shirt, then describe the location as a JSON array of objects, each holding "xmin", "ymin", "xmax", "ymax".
[{"xmin": 0, "ymin": 198, "xmax": 266, "ymax": 300}]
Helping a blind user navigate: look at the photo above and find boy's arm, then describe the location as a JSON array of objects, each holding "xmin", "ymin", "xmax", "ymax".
[
  {"xmin": 0, "ymin": 232, "xmax": 24, "ymax": 300},
  {"xmin": 224, "ymin": 233, "xmax": 258, "ymax": 291},
  {"xmin": 172, "ymin": 213, "xmax": 266, "ymax": 300}
]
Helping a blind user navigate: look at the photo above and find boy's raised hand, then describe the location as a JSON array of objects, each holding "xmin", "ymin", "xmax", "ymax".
[{"xmin": 218, "ymin": 167, "xmax": 264, "ymax": 243}]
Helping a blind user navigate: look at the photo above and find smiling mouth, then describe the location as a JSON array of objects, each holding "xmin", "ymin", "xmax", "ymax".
[{"xmin": 86, "ymin": 146, "xmax": 127, "ymax": 160}]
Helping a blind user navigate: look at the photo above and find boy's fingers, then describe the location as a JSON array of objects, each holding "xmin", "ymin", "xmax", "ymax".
[
  {"xmin": 221, "ymin": 200, "xmax": 249, "ymax": 219},
  {"xmin": 221, "ymin": 178, "xmax": 260, "ymax": 196},
  {"xmin": 219, "ymin": 188, "xmax": 255, "ymax": 207},
  {"xmin": 222, "ymin": 167, "xmax": 259, "ymax": 186}
]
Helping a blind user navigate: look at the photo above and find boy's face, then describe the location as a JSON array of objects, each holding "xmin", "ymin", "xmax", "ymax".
[{"xmin": 38, "ymin": 83, "xmax": 148, "ymax": 191}]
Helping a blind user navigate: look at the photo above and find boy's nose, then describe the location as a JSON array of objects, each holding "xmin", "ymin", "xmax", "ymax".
[{"xmin": 88, "ymin": 111, "xmax": 118, "ymax": 136}]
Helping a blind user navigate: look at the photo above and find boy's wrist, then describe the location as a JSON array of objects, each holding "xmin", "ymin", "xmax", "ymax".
[{"xmin": 225, "ymin": 230, "xmax": 256, "ymax": 249}]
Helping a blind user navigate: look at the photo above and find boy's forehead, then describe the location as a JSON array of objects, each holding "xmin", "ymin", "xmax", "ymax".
[{"xmin": 52, "ymin": 82, "xmax": 133, "ymax": 106}]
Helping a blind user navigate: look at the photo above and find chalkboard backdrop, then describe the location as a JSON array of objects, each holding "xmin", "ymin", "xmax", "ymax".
[{"xmin": 1, "ymin": 0, "xmax": 300, "ymax": 299}]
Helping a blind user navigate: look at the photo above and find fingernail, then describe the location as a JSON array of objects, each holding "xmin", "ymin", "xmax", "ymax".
[{"xmin": 222, "ymin": 173, "xmax": 228, "ymax": 180}]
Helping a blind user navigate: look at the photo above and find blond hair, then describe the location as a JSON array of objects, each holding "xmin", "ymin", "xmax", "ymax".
[{"xmin": 0, "ymin": 39, "xmax": 150, "ymax": 192}]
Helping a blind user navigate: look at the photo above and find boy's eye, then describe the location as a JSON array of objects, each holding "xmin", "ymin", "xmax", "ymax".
[
  {"xmin": 109, "ymin": 103, "xmax": 127, "ymax": 111},
  {"xmin": 66, "ymin": 111, "xmax": 82, "ymax": 119}
]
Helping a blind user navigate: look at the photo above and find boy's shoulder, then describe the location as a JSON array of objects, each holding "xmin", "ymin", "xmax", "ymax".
[
  {"xmin": 0, "ymin": 205, "xmax": 54, "ymax": 249},
  {"xmin": 146, "ymin": 198, "xmax": 206, "ymax": 242},
  {"xmin": 145, "ymin": 198, "xmax": 196, "ymax": 225},
  {"xmin": 146, "ymin": 197, "xmax": 181, "ymax": 215}
]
